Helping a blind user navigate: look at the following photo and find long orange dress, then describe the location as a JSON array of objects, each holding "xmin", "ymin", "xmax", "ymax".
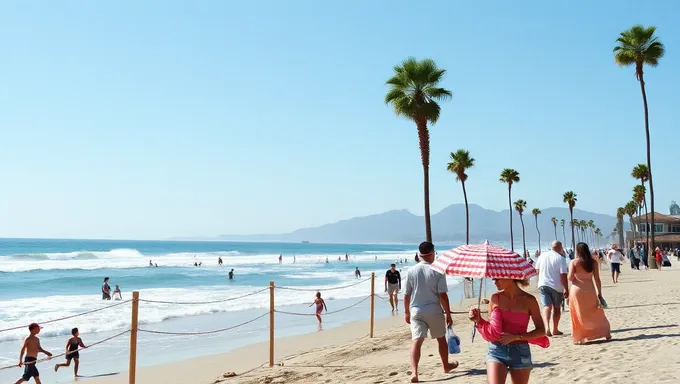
[{"xmin": 569, "ymin": 262, "xmax": 611, "ymax": 343}]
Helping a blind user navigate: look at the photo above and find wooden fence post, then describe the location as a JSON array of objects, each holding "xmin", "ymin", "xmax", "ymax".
[
  {"xmin": 370, "ymin": 273, "xmax": 375, "ymax": 338},
  {"xmin": 129, "ymin": 291, "xmax": 139, "ymax": 384},
  {"xmin": 269, "ymin": 281, "xmax": 275, "ymax": 367}
]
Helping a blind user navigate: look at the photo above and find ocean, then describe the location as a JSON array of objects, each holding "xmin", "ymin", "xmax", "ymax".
[{"xmin": 1, "ymin": 238, "xmax": 473, "ymax": 383}]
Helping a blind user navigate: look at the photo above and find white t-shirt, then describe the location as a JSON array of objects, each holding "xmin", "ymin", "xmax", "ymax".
[
  {"xmin": 535, "ymin": 250, "xmax": 569, "ymax": 292},
  {"xmin": 608, "ymin": 249, "xmax": 625, "ymax": 264}
]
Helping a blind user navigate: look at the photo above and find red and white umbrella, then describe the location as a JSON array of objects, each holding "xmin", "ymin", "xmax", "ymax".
[
  {"xmin": 432, "ymin": 241, "xmax": 537, "ymax": 342},
  {"xmin": 432, "ymin": 241, "xmax": 537, "ymax": 280}
]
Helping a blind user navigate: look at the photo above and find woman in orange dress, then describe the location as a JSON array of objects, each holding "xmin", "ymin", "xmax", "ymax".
[{"xmin": 568, "ymin": 242, "xmax": 612, "ymax": 344}]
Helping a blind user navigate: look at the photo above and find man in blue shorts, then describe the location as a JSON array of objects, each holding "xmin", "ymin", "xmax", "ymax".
[{"xmin": 534, "ymin": 241, "xmax": 569, "ymax": 337}]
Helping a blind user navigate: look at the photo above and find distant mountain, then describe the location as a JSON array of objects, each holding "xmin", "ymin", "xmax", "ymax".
[{"xmin": 217, "ymin": 204, "xmax": 618, "ymax": 244}]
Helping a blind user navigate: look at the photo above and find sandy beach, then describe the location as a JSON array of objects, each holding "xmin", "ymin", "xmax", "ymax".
[{"xmin": 84, "ymin": 263, "xmax": 680, "ymax": 384}]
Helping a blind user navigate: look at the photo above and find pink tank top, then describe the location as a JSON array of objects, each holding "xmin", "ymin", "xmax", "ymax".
[{"xmin": 476, "ymin": 307, "xmax": 550, "ymax": 348}]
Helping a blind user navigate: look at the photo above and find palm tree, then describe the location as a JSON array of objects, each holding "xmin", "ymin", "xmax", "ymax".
[
  {"xmin": 563, "ymin": 192, "xmax": 577, "ymax": 250},
  {"xmin": 560, "ymin": 219, "xmax": 566, "ymax": 245},
  {"xmin": 551, "ymin": 217, "xmax": 558, "ymax": 240},
  {"xmin": 616, "ymin": 207, "xmax": 625, "ymax": 248},
  {"xmin": 514, "ymin": 200, "xmax": 528, "ymax": 258},
  {"xmin": 588, "ymin": 220, "xmax": 595, "ymax": 245},
  {"xmin": 385, "ymin": 57, "xmax": 452, "ymax": 242},
  {"xmin": 500, "ymin": 169, "xmax": 520, "ymax": 251},
  {"xmin": 579, "ymin": 220, "xmax": 588, "ymax": 243},
  {"xmin": 631, "ymin": 164, "xmax": 650, "ymax": 254},
  {"xmin": 633, "ymin": 185, "xmax": 646, "ymax": 243},
  {"xmin": 595, "ymin": 228, "xmax": 602, "ymax": 248},
  {"xmin": 447, "ymin": 150, "xmax": 475, "ymax": 244},
  {"xmin": 625, "ymin": 201, "xmax": 638, "ymax": 246},
  {"xmin": 615, "ymin": 26, "xmax": 664, "ymax": 264},
  {"xmin": 573, "ymin": 220, "xmax": 581, "ymax": 242},
  {"xmin": 532, "ymin": 208, "xmax": 542, "ymax": 253}
]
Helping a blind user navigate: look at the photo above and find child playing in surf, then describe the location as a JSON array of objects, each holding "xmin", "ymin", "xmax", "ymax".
[
  {"xmin": 15, "ymin": 323, "xmax": 52, "ymax": 384},
  {"xmin": 310, "ymin": 292, "xmax": 327, "ymax": 324},
  {"xmin": 112, "ymin": 285, "xmax": 122, "ymax": 300},
  {"xmin": 54, "ymin": 328, "xmax": 87, "ymax": 377}
]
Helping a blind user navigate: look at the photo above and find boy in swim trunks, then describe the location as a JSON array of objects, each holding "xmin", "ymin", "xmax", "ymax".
[
  {"xmin": 15, "ymin": 323, "xmax": 52, "ymax": 384},
  {"xmin": 54, "ymin": 328, "xmax": 87, "ymax": 377},
  {"xmin": 310, "ymin": 292, "xmax": 327, "ymax": 324}
]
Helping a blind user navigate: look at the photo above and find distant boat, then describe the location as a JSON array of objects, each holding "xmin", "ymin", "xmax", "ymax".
[{"xmin": 301, "ymin": 241, "xmax": 310, "ymax": 244}]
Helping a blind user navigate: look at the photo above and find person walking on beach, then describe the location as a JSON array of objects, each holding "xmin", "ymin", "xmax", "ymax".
[
  {"xmin": 404, "ymin": 241, "xmax": 458, "ymax": 383},
  {"xmin": 607, "ymin": 244, "xmax": 625, "ymax": 283},
  {"xmin": 468, "ymin": 278, "xmax": 548, "ymax": 384},
  {"xmin": 101, "ymin": 277, "xmax": 111, "ymax": 300},
  {"xmin": 15, "ymin": 323, "xmax": 52, "ymax": 384},
  {"xmin": 568, "ymin": 243, "xmax": 612, "ymax": 345},
  {"xmin": 385, "ymin": 264, "xmax": 402, "ymax": 312},
  {"xmin": 655, "ymin": 247, "xmax": 663, "ymax": 271},
  {"xmin": 534, "ymin": 241, "xmax": 569, "ymax": 337},
  {"xmin": 54, "ymin": 328, "xmax": 87, "ymax": 377},
  {"xmin": 355, "ymin": 267, "xmax": 361, "ymax": 279},
  {"xmin": 310, "ymin": 292, "xmax": 327, "ymax": 324}
]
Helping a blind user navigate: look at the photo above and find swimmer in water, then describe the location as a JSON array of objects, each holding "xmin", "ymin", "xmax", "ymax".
[
  {"xmin": 112, "ymin": 285, "xmax": 122, "ymax": 300},
  {"xmin": 228, "ymin": 269, "xmax": 234, "ymax": 280},
  {"xmin": 310, "ymin": 292, "xmax": 327, "ymax": 324}
]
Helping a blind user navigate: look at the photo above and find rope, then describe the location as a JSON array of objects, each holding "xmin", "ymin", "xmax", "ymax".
[
  {"xmin": 275, "ymin": 277, "xmax": 371, "ymax": 292},
  {"xmin": 275, "ymin": 295, "xmax": 371, "ymax": 316},
  {"xmin": 138, "ymin": 287, "xmax": 269, "ymax": 305},
  {"xmin": 138, "ymin": 312, "xmax": 268, "ymax": 336},
  {"xmin": 0, "ymin": 300, "xmax": 132, "ymax": 333},
  {"xmin": 0, "ymin": 330, "xmax": 130, "ymax": 371}
]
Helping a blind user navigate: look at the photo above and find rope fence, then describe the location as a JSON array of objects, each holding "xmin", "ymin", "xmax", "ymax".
[{"xmin": 0, "ymin": 273, "xmax": 386, "ymax": 383}]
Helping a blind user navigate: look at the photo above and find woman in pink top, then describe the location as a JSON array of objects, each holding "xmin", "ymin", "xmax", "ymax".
[
  {"xmin": 469, "ymin": 279, "xmax": 548, "ymax": 384},
  {"xmin": 568, "ymin": 242, "xmax": 611, "ymax": 344}
]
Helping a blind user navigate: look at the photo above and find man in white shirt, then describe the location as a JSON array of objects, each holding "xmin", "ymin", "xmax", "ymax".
[
  {"xmin": 607, "ymin": 244, "xmax": 626, "ymax": 283},
  {"xmin": 404, "ymin": 241, "xmax": 458, "ymax": 382},
  {"xmin": 534, "ymin": 240, "xmax": 569, "ymax": 337}
]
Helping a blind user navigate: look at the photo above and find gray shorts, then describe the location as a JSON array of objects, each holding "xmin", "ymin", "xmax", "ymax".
[
  {"xmin": 410, "ymin": 312, "xmax": 446, "ymax": 340},
  {"xmin": 538, "ymin": 286, "xmax": 563, "ymax": 307},
  {"xmin": 387, "ymin": 283, "xmax": 399, "ymax": 296}
]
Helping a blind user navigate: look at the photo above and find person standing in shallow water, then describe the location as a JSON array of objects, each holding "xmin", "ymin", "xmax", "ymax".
[
  {"xmin": 404, "ymin": 241, "xmax": 458, "ymax": 383},
  {"xmin": 101, "ymin": 277, "xmax": 111, "ymax": 300},
  {"xmin": 385, "ymin": 264, "xmax": 401, "ymax": 312},
  {"xmin": 310, "ymin": 292, "xmax": 327, "ymax": 324}
]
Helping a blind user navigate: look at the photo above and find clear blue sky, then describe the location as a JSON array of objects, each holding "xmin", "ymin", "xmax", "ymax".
[{"xmin": 1, "ymin": 1, "xmax": 678, "ymax": 239}]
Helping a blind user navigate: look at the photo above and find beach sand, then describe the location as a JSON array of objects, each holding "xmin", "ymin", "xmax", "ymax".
[{"xmin": 89, "ymin": 265, "xmax": 680, "ymax": 384}]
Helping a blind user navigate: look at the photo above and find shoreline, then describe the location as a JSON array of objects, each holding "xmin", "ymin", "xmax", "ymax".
[{"xmin": 89, "ymin": 266, "xmax": 680, "ymax": 384}]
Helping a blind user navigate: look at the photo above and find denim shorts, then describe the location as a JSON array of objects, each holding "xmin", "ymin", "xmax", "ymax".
[
  {"xmin": 486, "ymin": 342, "xmax": 532, "ymax": 370},
  {"xmin": 538, "ymin": 286, "xmax": 563, "ymax": 307}
]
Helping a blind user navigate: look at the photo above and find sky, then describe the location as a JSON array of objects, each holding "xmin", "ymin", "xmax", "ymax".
[{"xmin": 1, "ymin": 1, "xmax": 679, "ymax": 240}]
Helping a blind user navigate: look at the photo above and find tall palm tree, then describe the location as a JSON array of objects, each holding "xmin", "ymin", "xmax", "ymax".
[
  {"xmin": 532, "ymin": 208, "xmax": 542, "ymax": 253},
  {"xmin": 588, "ymin": 220, "xmax": 595, "ymax": 245},
  {"xmin": 515, "ymin": 200, "xmax": 528, "ymax": 258},
  {"xmin": 560, "ymin": 219, "xmax": 566, "ymax": 245},
  {"xmin": 631, "ymin": 164, "xmax": 650, "ymax": 254},
  {"xmin": 551, "ymin": 217, "xmax": 558, "ymax": 240},
  {"xmin": 625, "ymin": 201, "xmax": 638, "ymax": 246},
  {"xmin": 447, "ymin": 149, "xmax": 475, "ymax": 244},
  {"xmin": 563, "ymin": 191, "xmax": 577, "ymax": 250},
  {"xmin": 573, "ymin": 220, "xmax": 581, "ymax": 242},
  {"xmin": 616, "ymin": 207, "xmax": 625, "ymax": 248},
  {"xmin": 615, "ymin": 26, "xmax": 664, "ymax": 264},
  {"xmin": 500, "ymin": 169, "xmax": 520, "ymax": 251},
  {"xmin": 579, "ymin": 220, "xmax": 588, "ymax": 243},
  {"xmin": 595, "ymin": 228, "xmax": 602, "ymax": 248},
  {"xmin": 385, "ymin": 57, "xmax": 452, "ymax": 242}
]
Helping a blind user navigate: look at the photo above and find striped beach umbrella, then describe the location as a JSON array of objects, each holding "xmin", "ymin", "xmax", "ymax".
[
  {"xmin": 432, "ymin": 241, "xmax": 537, "ymax": 342},
  {"xmin": 432, "ymin": 241, "xmax": 537, "ymax": 280}
]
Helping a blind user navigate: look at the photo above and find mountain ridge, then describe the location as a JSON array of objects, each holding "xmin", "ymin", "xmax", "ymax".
[{"xmin": 217, "ymin": 204, "xmax": 618, "ymax": 244}]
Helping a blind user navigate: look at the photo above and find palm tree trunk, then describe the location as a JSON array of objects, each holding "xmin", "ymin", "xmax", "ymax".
[
  {"xmin": 462, "ymin": 180, "xmax": 470, "ymax": 245},
  {"xmin": 642, "ymin": 182, "xmax": 651, "ymax": 266},
  {"xmin": 569, "ymin": 210, "xmax": 575, "ymax": 251},
  {"xmin": 638, "ymin": 71, "xmax": 656, "ymax": 268},
  {"xmin": 535, "ymin": 217, "xmax": 541, "ymax": 253},
  {"xmin": 520, "ymin": 214, "xmax": 527, "ymax": 258},
  {"xmin": 508, "ymin": 186, "xmax": 514, "ymax": 251},
  {"xmin": 553, "ymin": 224, "xmax": 557, "ymax": 241},
  {"xmin": 416, "ymin": 120, "xmax": 432, "ymax": 242},
  {"xmin": 562, "ymin": 226, "xmax": 566, "ymax": 246}
]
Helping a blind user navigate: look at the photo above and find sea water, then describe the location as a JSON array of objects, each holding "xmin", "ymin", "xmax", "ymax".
[{"xmin": 0, "ymin": 238, "xmax": 473, "ymax": 383}]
